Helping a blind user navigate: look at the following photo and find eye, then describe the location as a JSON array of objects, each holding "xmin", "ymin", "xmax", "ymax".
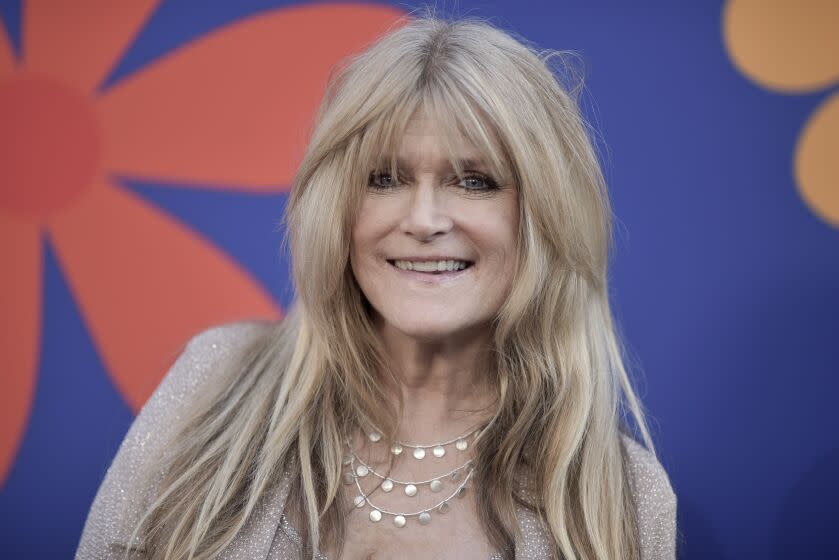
[
  {"xmin": 368, "ymin": 171, "xmax": 399, "ymax": 190},
  {"xmin": 458, "ymin": 173, "xmax": 500, "ymax": 192}
]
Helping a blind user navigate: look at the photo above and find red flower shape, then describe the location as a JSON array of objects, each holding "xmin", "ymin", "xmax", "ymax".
[{"xmin": 0, "ymin": 1, "xmax": 404, "ymax": 485}]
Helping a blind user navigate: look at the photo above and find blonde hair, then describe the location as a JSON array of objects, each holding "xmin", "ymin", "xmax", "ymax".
[{"xmin": 129, "ymin": 13, "xmax": 656, "ymax": 560}]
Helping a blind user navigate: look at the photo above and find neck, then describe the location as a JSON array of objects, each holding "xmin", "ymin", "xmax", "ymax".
[{"xmin": 372, "ymin": 314, "xmax": 497, "ymax": 442}]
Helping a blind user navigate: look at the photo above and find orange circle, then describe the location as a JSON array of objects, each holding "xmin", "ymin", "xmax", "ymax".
[
  {"xmin": 795, "ymin": 92, "xmax": 839, "ymax": 228},
  {"xmin": 0, "ymin": 75, "xmax": 101, "ymax": 220},
  {"xmin": 723, "ymin": 0, "xmax": 839, "ymax": 92}
]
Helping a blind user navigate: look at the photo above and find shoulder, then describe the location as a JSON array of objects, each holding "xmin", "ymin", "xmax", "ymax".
[
  {"xmin": 130, "ymin": 320, "xmax": 274, "ymax": 436},
  {"xmin": 76, "ymin": 320, "xmax": 274, "ymax": 559},
  {"xmin": 177, "ymin": 320, "xmax": 273, "ymax": 377},
  {"xmin": 621, "ymin": 434, "xmax": 677, "ymax": 507},
  {"xmin": 621, "ymin": 434, "xmax": 678, "ymax": 560},
  {"xmin": 154, "ymin": 320, "xmax": 273, "ymax": 402},
  {"xmin": 122, "ymin": 319, "xmax": 276, "ymax": 468}
]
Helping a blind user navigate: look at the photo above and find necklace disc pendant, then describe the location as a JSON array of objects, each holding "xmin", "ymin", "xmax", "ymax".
[
  {"xmin": 391, "ymin": 444, "xmax": 403, "ymax": 456},
  {"xmin": 413, "ymin": 447, "xmax": 426, "ymax": 460},
  {"xmin": 429, "ymin": 479, "xmax": 443, "ymax": 492},
  {"xmin": 393, "ymin": 515, "xmax": 407, "ymax": 528},
  {"xmin": 368, "ymin": 431, "xmax": 382, "ymax": 443},
  {"xmin": 404, "ymin": 484, "xmax": 418, "ymax": 497},
  {"xmin": 438, "ymin": 501, "xmax": 450, "ymax": 514},
  {"xmin": 455, "ymin": 438, "xmax": 468, "ymax": 451},
  {"xmin": 432, "ymin": 445, "xmax": 445, "ymax": 458},
  {"xmin": 354, "ymin": 495, "xmax": 365, "ymax": 508},
  {"xmin": 381, "ymin": 479, "xmax": 394, "ymax": 492},
  {"xmin": 369, "ymin": 510, "xmax": 382, "ymax": 523},
  {"xmin": 356, "ymin": 464, "xmax": 369, "ymax": 477},
  {"xmin": 418, "ymin": 512, "xmax": 432, "ymax": 525}
]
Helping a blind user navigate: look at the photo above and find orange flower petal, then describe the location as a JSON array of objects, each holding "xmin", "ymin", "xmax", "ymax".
[
  {"xmin": 98, "ymin": 3, "xmax": 405, "ymax": 191},
  {"xmin": 46, "ymin": 179, "xmax": 280, "ymax": 411},
  {"xmin": 723, "ymin": 0, "xmax": 839, "ymax": 92},
  {"xmin": 0, "ymin": 17, "xmax": 16, "ymax": 79},
  {"xmin": 23, "ymin": 0, "xmax": 160, "ymax": 93},
  {"xmin": 795, "ymin": 92, "xmax": 839, "ymax": 228},
  {"xmin": 0, "ymin": 216, "xmax": 41, "ymax": 486}
]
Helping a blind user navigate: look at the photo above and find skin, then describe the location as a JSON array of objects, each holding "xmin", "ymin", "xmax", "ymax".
[{"xmin": 334, "ymin": 110, "xmax": 519, "ymax": 559}]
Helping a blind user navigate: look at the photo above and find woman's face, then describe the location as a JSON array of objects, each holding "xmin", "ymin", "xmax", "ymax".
[{"xmin": 350, "ymin": 112, "xmax": 519, "ymax": 342}]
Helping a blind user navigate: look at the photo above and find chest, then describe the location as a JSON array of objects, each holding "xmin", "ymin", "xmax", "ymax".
[{"xmin": 326, "ymin": 489, "xmax": 500, "ymax": 560}]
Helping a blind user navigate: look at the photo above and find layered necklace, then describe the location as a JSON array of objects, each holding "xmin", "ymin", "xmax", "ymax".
[{"xmin": 343, "ymin": 424, "xmax": 484, "ymax": 528}]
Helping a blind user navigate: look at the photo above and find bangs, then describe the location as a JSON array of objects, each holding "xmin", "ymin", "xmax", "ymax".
[{"xmin": 354, "ymin": 77, "xmax": 514, "ymax": 187}]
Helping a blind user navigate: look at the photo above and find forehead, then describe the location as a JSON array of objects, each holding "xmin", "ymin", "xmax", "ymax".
[
  {"xmin": 396, "ymin": 114, "xmax": 483, "ymax": 164},
  {"xmin": 359, "ymin": 91, "xmax": 513, "ymax": 183},
  {"xmin": 379, "ymin": 110, "xmax": 507, "ymax": 177}
]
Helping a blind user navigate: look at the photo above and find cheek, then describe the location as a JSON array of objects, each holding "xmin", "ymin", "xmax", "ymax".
[
  {"xmin": 471, "ymin": 202, "xmax": 519, "ymax": 297},
  {"xmin": 350, "ymin": 197, "xmax": 395, "ymax": 280},
  {"xmin": 467, "ymin": 201, "xmax": 518, "ymax": 264},
  {"xmin": 482, "ymin": 234, "xmax": 517, "ymax": 288},
  {"xmin": 351, "ymin": 200, "xmax": 384, "ymax": 255}
]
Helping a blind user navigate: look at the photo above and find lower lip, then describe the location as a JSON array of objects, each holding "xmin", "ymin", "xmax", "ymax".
[{"xmin": 387, "ymin": 261, "xmax": 472, "ymax": 283}]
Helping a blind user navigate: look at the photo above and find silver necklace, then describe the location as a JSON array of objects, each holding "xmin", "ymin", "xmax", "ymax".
[
  {"xmin": 343, "ymin": 424, "xmax": 484, "ymax": 528},
  {"xmin": 365, "ymin": 425, "xmax": 481, "ymax": 459}
]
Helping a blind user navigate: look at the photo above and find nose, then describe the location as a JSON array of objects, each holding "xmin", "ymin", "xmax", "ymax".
[{"xmin": 399, "ymin": 180, "xmax": 453, "ymax": 241}]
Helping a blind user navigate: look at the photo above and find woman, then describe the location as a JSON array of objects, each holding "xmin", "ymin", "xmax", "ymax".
[{"xmin": 77, "ymin": 14, "xmax": 677, "ymax": 560}]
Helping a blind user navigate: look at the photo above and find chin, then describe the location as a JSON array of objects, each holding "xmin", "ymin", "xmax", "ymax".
[{"xmin": 384, "ymin": 313, "xmax": 466, "ymax": 341}]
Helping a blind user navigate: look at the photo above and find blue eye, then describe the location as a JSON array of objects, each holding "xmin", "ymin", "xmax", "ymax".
[
  {"xmin": 458, "ymin": 173, "xmax": 500, "ymax": 191},
  {"xmin": 368, "ymin": 171, "xmax": 398, "ymax": 189},
  {"xmin": 367, "ymin": 170, "xmax": 501, "ymax": 192}
]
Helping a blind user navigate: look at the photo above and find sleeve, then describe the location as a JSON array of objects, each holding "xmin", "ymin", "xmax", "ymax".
[
  {"xmin": 75, "ymin": 322, "xmax": 268, "ymax": 560},
  {"xmin": 621, "ymin": 435, "xmax": 678, "ymax": 560}
]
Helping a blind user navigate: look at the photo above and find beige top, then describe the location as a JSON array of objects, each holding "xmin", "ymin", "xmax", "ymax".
[{"xmin": 75, "ymin": 322, "xmax": 678, "ymax": 559}]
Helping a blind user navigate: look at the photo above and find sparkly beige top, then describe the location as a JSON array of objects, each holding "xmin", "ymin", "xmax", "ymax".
[{"xmin": 75, "ymin": 323, "xmax": 678, "ymax": 560}]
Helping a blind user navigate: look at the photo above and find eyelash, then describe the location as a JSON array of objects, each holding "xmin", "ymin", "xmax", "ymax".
[{"xmin": 367, "ymin": 171, "xmax": 500, "ymax": 192}]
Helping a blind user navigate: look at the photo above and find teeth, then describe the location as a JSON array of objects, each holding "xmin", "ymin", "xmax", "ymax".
[{"xmin": 393, "ymin": 259, "xmax": 470, "ymax": 272}]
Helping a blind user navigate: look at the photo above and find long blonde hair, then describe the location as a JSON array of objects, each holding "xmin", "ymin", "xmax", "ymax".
[{"xmin": 130, "ymin": 13, "xmax": 656, "ymax": 560}]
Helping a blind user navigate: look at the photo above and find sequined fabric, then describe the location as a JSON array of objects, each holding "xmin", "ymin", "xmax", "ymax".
[{"xmin": 76, "ymin": 322, "xmax": 677, "ymax": 559}]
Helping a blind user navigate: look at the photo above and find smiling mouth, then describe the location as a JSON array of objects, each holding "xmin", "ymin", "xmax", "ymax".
[{"xmin": 386, "ymin": 259, "xmax": 474, "ymax": 274}]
